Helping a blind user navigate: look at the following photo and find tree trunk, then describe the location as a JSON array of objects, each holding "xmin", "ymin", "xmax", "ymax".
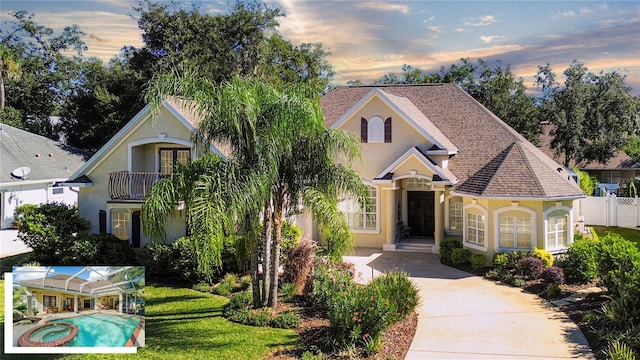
[
  {"xmin": 261, "ymin": 200, "xmax": 272, "ymax": 306},
  {"xmin": 1, "ymin": 74, "xmax": 5, "ymax": 109},
  {"xmin": 268, "ymin": 194, "xmax": 284, "ymax": 309},
  {"xmin": 250, "ymin": 235, "xmax": 261, "ymax": 308}
]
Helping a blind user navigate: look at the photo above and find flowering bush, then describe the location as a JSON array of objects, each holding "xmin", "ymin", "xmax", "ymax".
[
  {"xmin": 541, "ymin": 266, "xmax": 565, "ymax": 285},
  {"xmin": 518, "ymin": 257, "xmax": 544, "ymax": 280}
]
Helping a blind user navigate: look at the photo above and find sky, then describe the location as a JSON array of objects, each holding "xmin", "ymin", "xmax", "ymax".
[{"xmin": 2, "ymin": 1, "xmax": 639, "ymax": 94}]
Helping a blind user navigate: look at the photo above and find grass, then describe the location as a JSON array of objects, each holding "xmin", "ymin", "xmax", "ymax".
[
  {"xmin": 591, "ymin": 226, "xmax": 640, "ymax": 247},
  {"xmin": 1, "ymin": 280, "xmax": 299, "ymax": 360}
]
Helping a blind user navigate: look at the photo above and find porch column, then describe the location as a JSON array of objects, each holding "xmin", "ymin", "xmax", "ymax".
[
  {"xmin": 119, "ymin": 293, "xmax": 123, "ymax": 313},
  {"xmin": 434, "ymin": 189, "xmax": 444, "ymax": 252},
  {"xmin": 385, "ymin": 188, "xmax": 396, "ymax": 244},
  {"xmin": 27, "ymin": 295, "xmax": 33, "ymax": 316},
  {"xmin": 74, "ymin": 294, "xmax": 78, "ymax": 313}
]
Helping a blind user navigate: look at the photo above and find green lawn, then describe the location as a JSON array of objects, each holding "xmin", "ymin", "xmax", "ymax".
[
  {"xmin": 1, "ymin": 280, "xmax": 299, "ymax": 360},
  {"xmin": 591, "ymin": 226, "xmax": 640, "ymax": 247}
]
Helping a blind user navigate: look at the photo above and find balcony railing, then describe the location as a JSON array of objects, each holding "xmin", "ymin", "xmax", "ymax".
[{"xmin": 109, "ymin": 171, "xmax": 167, "ymax": 200}]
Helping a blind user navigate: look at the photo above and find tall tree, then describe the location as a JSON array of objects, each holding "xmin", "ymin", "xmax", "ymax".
[
  {"xmin": 536, "ymin": 61, "xmax": 638, "ymax": 166},
  {"xmin": 142, "ymin": 74, "xmax": 367, "ymax": 309},
  {"xmin": 0, "ymin": 45, "xmax": 21, "ymax": 109}
]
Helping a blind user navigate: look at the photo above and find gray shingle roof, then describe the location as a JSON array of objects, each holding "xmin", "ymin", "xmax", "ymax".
[
  {"xmin": 0, "ymin": 124, "xmax": 91, "ymax": 185},
  {"xmin": 321, "ymin": 84, "xmax": 584, "ymax": 199}
]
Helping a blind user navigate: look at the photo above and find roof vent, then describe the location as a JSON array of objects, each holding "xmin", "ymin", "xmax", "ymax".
[{"xmin": 11, "ymin": 167, "xmax": 31, "ymax": 180}]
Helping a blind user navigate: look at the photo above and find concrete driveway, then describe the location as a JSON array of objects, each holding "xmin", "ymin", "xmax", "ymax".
[{"xmin": 344, "ymin": 249, "xmax": 594, "ymax": 360}]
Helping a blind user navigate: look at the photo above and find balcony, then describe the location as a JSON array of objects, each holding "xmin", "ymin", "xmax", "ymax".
[{"xmin": 108, "ymin": 171, "xmax": 167, "ymax": 200}]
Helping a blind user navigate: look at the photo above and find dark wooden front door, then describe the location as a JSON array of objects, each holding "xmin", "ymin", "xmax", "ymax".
[
  {"xmin": 407, "ymin": 191, "xmax": 435, "ymax": 237},
  {"xmin": 132, "ymin": 211, "xmax": 141, "ymax": 248}
]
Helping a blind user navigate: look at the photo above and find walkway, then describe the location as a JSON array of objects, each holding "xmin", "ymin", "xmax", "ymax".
[{"xmin": 344, "ymin": 249, "xmax": 594, "ymax": 360}]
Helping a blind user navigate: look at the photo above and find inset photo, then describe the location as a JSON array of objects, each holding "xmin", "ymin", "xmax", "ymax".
[{"xmin": 9, "ymin": 266, "xmax": 144, "ymax": 353}]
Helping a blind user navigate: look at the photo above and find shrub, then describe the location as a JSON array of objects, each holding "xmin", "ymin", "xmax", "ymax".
[
  {"xmin": 14, "ymin": 203, "xmax": 89, "ymax": 264},
  {"xmin": 248, "ymin": 308, "xmax": 272, "ymax": 327},
  {"xmin": 518, "ymin": 257, "xmax": 544, "ymax": 280},
  {"xmin": 311, "ymin": 258, "xmax": 355, "ymax": 309},
  {"xmin": 606, "ymin": 340, "xmax": 638, "ymax": 360},
  {"xmin": 282, "ymin": 238, "xmax": 318, "ymax": 296},
  {"xmin": 600, "ymin": 292, "xmax": 640, "ymax": 331},
  {"xmin": 439, "ymin": 237, "xmax": 462, "ymax": 263},
  {"xmin": 226, "ymin": 307, "xmax": 250, "ymax": 323},
  {"xmin": 368, "ymin": 271, "xmax": 420, "ymax": 320},
  {"xmin": 280, "ymin": 221, "xmax": 302, "ymax": 260},
  {"xmin": 272, "ymin": 311, "xmax": 300, "ymax": 329},
  {"xmin": 65, "ymin": 233, "xmax": 136, "ymax": 265},
  {"xmin": 512, "ymin": 278, "xmax": 525, "ymax": 287},
  {"xmin": 170, "ymin": 237, "xmax": 203, "ymax": 283},
  {"xmin": 213, "ymin": 281, "xmax": 233, "ymax": 296},
  {"xmin": 493, "ymin": 253, "xmax": 510, "ymax": 269},
  {"xmin": 450, "ymin": 248, "xmax": 471, "ymax": 265},
  {"xmin": 136, "ymin": 243, "xmax": 173, "ymax": 277},
  {"xmin": 485, "ymin": 268, "xmax": 503, "ymax": 281},
  {"xmin": 541, "ymin": 266, "xmax": 565, "ymax": 285},
  {"xmin": 597, "ymin": 234, "xmax": 640, "ymax": 297},
  {"xmin": 531, "ymin": 248, "xmax": 554, "ymax": 268},
  {"xmin": 192, "ymin": 282, "xmax": 211, "ymax": 293},
  {"xmin": 562, "ymin": 237, "xmax": 600, "ymax": 284},
  {"xmin": 239, "ymin": 275, "xmax": 252, "ymax": 290},
  {"xmin": 471, "ymin": 254, "xmax": 487, "ymax": 273},
  {"xmin": 280, "ymin": 283, "xmax": 297, "ymax": 303},
  {"xmin": 544, "ymin": 283, "xmax": 562, "ymax": 298},
  {"xmin": 223, "ymin": 290, "xmax": 253, "ymax": 322}
]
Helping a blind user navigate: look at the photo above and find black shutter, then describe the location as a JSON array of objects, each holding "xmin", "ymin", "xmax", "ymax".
[
  {"xmin": 384, "ymin": 117, "xmax": 392, "ymax": 143},
  {"xmin": 99, "ymin": 210, "xmax": 106, "ymax": 234},
  {"xmin": 361, "ymin": 117, "xmax": 368, "ymax": 143}
]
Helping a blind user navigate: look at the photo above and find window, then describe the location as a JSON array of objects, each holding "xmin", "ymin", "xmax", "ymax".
[
  {"xmin": 466, "ymin": 213, "xmax": 485, "ymax": 246},
  {"xmin": 160, "ymin": 148, "xmax": 190, "ymax": 175},
  {"xmin": 368, "ymin": 116, "xmax": 385, "ymax": 143},
  {"xmin": 449, "ymin": 197, "xmax": 463, "ymax": 231},
  {"xmin": 601, "ymin": 170, "xmax": 621, "ymax": 184},
  {"xmin": 111, "ymin": 210, "xmax": 129, "ymax": 240},
  {"xmin": 52, "ymin": 188, "xmax": 64, "ymax": 195},
  {"xmin": 338, "ymin": 185, "xmax": 377, "ymax": 230},
  {"xmin": 546, "ymin": 215, "xmax": 568, "ymax": 249},
  {"xmin": 43, "ymin": 295, "xmax": 56, "ymax": 307},
  {"xmin": 499, "ymin": 216, "xmax": 532, "ymax": 250},
  {"xmin": 405, "ymin": 178, "xmax": 432, "ymax": 190}
]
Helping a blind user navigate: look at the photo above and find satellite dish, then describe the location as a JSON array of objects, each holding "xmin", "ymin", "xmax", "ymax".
[{"xmin": 11, "ymin": 167, "xmax": 31, "ymax": 179}]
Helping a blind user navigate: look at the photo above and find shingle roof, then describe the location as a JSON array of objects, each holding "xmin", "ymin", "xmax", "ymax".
[
  {"xmin": 538, "ymin": 124, "xmax": 640, "ymax": 170},
  {"xmin": 0, "ymin": 124, "xmax": 91, "ymax": 185},
  {"xmin": 321, "ymin": 84, "xmax": 584, "ymax": 199}
]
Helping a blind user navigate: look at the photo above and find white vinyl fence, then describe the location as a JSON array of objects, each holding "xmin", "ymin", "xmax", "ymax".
[{"xmin": 578, "ymin": 196, "xmax": 640, "ymax": 228}]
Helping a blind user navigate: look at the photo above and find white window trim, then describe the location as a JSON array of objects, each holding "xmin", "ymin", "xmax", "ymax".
[
  {"xmin": 463, "ymin": 203, "xmax": 488, "ymax": 252},
  {"xmin": 342, "ymin": 183, "xmax": 380, "ymax": 234},
  {"xmin": 543, "ymin": 204, "xmax": 574, "ymax": 253},
  {"xmin": 494, "ymin": 205, "xmax": 537, "ymax": 252},
  {"xmin": 368, "ymin": 116, "xmax": 385, "ymax": 143},
  {"xmin": 445, "ymin": 195, "xmax": 463, "ymax": 234},
  {"xmin": 127, "ymin": 136, "xmax": 195, "ymax": 172}
]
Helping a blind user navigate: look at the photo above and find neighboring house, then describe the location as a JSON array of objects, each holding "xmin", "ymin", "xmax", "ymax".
[
  {"xmin": 538, "ymin": 124, "xmax": 640, "ymax": 195},
  {"xmin": 65, "ymin": 99, "xmax": 224, "ymax": 248},
  {"xmin": 68, "ymin": 85, "xmax": 585, "ymax": 258},
  {"xmin": 0, "ymin": 124, "xmax": 90, "ymax": 229},
  {"xmin": 317, "ymin": 84, "xmax": 584, "ymax": 258},
  {"xmin": 14, "ymin": 267, "xmax": 141, "ymax": 315}
]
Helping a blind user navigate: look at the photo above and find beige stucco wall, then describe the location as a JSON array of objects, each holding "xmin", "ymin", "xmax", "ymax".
[
  {"xmin": 78, "ymin": 106, "xmax": 203, "ymax": 246},
  {"xmin": 27, "ymin": 288, "xmax": 94, "ymax": 313}
]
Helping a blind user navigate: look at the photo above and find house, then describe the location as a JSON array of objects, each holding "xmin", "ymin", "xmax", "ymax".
[
  {"xmin": 65, "ymin": 99, "xmax": 224, "ymax": 248},
  {"xmin": 0, "ymin": 124, "xmax": 90, "ymax": 229},
  {"xmin": 538, "ymin": 124, "xmax": 640, "ymax": 195},
  {"xmin": 316, "ymin": 84, "xmax": 584, "ymax": 258},
  {"xmin": 13, "ymin": 266, "xmax": 142, "ymax": 315},
  {"xmin": 68, "ymin": 85, "xmax": 585, "ymax": 258}
]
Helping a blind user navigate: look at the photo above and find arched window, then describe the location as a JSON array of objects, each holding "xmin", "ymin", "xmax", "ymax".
[
  {"xmin": 544, "ymin": 205, "xmax": 572, "ymax": 251},
  {"xmin": 463, "ymin": 203, "xmax": 488, "ymax": 251},
  {"xmin": 338, "ymin": 185, "xmax": 378, "ymax": 231},
  {"xmin": 368, "ymin": 116, "xmax": 385, "ymax": 143},
  {"xmin": 495, "ymin": 206, "xmax": 537, "ymax": 251}
]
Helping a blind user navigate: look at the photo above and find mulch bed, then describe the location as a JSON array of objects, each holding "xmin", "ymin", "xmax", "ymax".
[{"xmin": 265, "ymin": 302, "xmax": 418, "ymax": 360}]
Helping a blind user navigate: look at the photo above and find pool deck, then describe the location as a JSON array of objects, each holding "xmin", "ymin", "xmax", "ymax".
[{"xmin": 12, "ymin": 310, "xmax": 145, "ymax": 347}]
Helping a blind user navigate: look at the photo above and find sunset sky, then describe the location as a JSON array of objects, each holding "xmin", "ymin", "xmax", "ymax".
[{"xmin": 2, "ymin": 1, "xmax": 639, "ymax": 93}]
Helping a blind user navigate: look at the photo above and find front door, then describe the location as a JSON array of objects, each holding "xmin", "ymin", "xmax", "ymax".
[{"xmin": 407, "ymin": 191, "xmax": 435, "ymax": 237}]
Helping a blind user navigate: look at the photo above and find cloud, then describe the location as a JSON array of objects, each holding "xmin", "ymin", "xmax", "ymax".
[
  {"xmin": 551, "ymin": 10, "xmax": 575, "ymax": 20},
  {"xmin": 579, "ymin": 7, "xmax": 594, "ymax": 15},
  {"xmin": 427, "ymin": 26, "xmax": 442, "ymax": 33},
  {"xmin": 463, "ymin": 15, "xmax": 497, "ymax": 27},
  {"xmin": 480, "ymin": 35, "xmax": 504, "ymax": 43},
  {"xmin": 424, "ymin": 15, "xmax": 435, "ymax": 23},
  {"xmin": 88, "ymin": 267, "xmax": 113, "ymax": 282},
  {"xmin": 454, "ymin": 28, "xmax": 465, "ymax": 33},
  {"xmin": 353, "ymin": 2, "xmax": 409, "ymax": 15},
  {"xmin": 13, "ymin": 267, "xmax": 52, "ymax": 282}
]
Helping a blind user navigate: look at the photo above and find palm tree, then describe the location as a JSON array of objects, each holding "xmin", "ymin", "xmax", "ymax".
[{"xmin": 142, "ymin": 72, "xmax": 368, "ymax": 308}]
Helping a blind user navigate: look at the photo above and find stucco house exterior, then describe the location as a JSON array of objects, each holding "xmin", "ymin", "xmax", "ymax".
[
  {"xmin": 0, "ymin": 124, "xmax": 90, "ymax": 229},
  {"xmin": 65, "ymin": 99, "xmax": 223, "ymax": 248},
  {"xmin": 68, "ymin": 84, "xmax": 585, "ymax": 258},
  {"xmin": 317, "ymin": 84, "xmax": 584, "ymax": 258}
]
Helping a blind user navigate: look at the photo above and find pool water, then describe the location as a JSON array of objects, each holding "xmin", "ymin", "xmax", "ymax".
[
  {"xmin": 51, "ymin": 314, "xmax": 140, "ymax": 347},
  {"xmin": 29, "ymin": 323, "xmax": 72, "ymax": 342}
]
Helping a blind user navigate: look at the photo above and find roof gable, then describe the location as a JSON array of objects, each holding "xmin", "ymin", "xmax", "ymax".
[
  {"xmin": 375, "ymin": 147, "xmax": 457, "ymax": 184},
  {"xmin": 328, "ymin": 88, "xmax": 458, "ymax": 153}
]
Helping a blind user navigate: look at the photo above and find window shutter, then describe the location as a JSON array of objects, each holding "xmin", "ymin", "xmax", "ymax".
[
  {"xmin": 361, "ymin": 117, "xmax": 368, "ymax": 143},
  {"xmin": 99, "ymin": 210, "xmax": 106, "ymax": 234},
  {"xmin": 384, "ymin": 117, "xmax": 392, "ymax": 143}
]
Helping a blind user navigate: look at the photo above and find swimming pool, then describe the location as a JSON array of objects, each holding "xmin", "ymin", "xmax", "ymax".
[{"xmin": 50, "ymin": 313, "xmax": 141, "ymax": 347}]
